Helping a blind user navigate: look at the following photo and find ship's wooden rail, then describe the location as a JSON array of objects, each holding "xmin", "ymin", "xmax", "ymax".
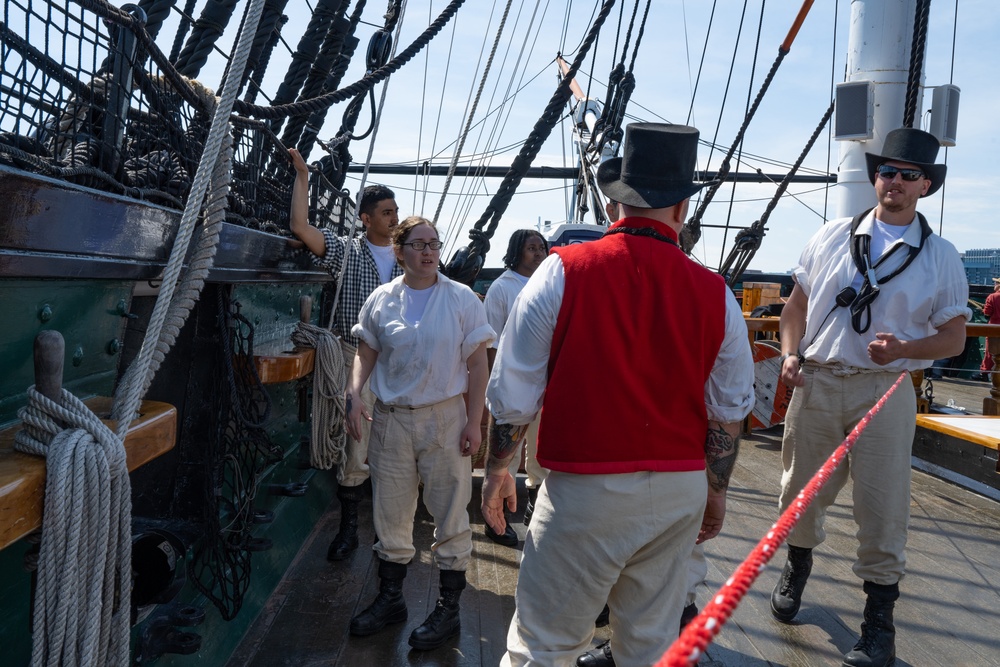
[
  {"xmin": 0, "ymin": 398, "xmax": 177, "ymax": 551},
  {"xmin": 252, "ymin": 346, "xmax": 316, "ymax": 384}
]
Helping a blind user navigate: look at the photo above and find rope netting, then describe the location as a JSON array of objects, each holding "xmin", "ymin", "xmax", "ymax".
[{"xmin": 655, "ymin": 371, "xmax": 910, "ymax": 667}]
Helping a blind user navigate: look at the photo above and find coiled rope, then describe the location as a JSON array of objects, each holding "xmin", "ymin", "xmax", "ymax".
[
  {"xmin": 14, "ymin": 388, "xmax": 131, "ymax": 667},
  {"xmin": 656, "ymin": 371, "xmax": 909, "ymax": 667},
  {"xmin": 290, "ymin": 323, "xmax": 348, "ymax": 471}
]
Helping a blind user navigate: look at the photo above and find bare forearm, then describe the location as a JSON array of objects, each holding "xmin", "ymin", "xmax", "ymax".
[
  {"xmin": 486, "ymin": 420, "xmax": 528, "ymax": 475},
  {"xmin": 466, "ymin": 344, "xmax": 489, "ymax": 425},
  {"xmin": 289, "ymin": 169, "xmax": 326, "ymax": 257},
  {"xmin": 705, "ymin": 421, "xmax": 740, "ymax": 493},
  {"xmin": 897, "ymin": 316, "xmax": 967, "ymax": 360},
  {"xmin": 778, "ymin": 284, "xmax": 808, "ymax": 356}
]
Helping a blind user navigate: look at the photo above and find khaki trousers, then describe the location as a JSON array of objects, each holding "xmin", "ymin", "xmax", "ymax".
[
  {"xmin": 502, "ymin": 470, "xmax": 705, "ymax": 667},
  {"xmin": 778, "ymin": 366, "xmax": 915, "ymax": 585},
  {"xmin": 368, "ymin": 394, "xmax": 472, "ymax": 571},
  {"xmin": 339, "ymin": 339, "xmax": 373, "ymax": 487}
]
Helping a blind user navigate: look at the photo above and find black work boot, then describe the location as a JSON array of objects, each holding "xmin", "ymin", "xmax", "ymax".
[
  {"xmin": 770, "ymin": 545, "xmax": 813, "ymax": 622},
  {"xmin": 484, "ymin": 512, "xmax": 518, "ymax": 547},
  {"xmin": 349, "ymin": 560, "xmax": 408, "ymax": 636},
  {"xmin": 523, "ymin": 486, "xmax": 538, "ymax": 526},
  {"xmin": 680, "ymin": 603, "xmax": 699, "ymax": 632},
  {"xmin": 577, "ymin": 601, "xmax": 697, "ymax": 667},
  {"xmin": 842, "ymin": 581, "xmax": 899, "ymax": 667},
  {"xmin": 576, "ymin": 640, "xmax": 614, "ymax": 667},
  {"xmin": 408, "ymin": 570, "xmax": 465, "ymax": 650},
  {"xmin": 327, "ymin": 484, "xmax": 363, "ymax": 561},
  {"xmin": 594, "ymin": 603, "xmax": 610, "ymax": 628}
]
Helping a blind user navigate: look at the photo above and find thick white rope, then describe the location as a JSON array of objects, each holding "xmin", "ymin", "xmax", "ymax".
[
  {"xmin": 112, "ymin": 0, "xmax": 267, "ymax": 432},
  {"xmin": 6, "ymin": 4, "xmax": 266, "ymax": 665},
  {"xmin": 15, "ymin": 387, "xmax": 131, "ymax": 667},
  {"xmin": 290, "ymin": 323, "xmax": 348, "ymax": 472}
]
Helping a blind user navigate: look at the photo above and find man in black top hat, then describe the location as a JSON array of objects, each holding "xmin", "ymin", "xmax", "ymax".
[
  {"xmin": 770, "ymin": 127, "xmax": 970, "ymax": 667},
  {"xmin": 482, "ymin": 123, "xmax": 754, "ymax": 666}
]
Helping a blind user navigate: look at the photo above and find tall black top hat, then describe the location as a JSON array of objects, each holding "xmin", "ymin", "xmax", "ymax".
[
  {"xmin": 864, "ymin": 127, "xmax": 947, "ymax": 197},
  {"xmin": 597, "ymin": 123, "xmax": 709, "ymax": 209}
]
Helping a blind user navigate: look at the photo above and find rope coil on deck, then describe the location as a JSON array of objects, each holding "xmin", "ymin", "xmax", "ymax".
[
  {"xmin": 14, "ymin": 387, "xmax": 131, "ymax": 667},
  {"xmin": 656, "ymin": 371, "xmax": 910, "ymax": 667},
  {"xmin": 290, "ymin": 323, "xmax": 348, "ymax": 472}
]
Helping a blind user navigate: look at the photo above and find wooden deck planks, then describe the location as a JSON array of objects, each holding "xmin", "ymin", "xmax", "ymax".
[{"xmin": 230, "ymin": 426, "xmax": 1000, "ymax": 666}]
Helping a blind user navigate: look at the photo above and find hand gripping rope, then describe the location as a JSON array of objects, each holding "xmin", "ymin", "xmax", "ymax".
[{"xmin": 655, "ymin": 371, "xmax": 910, "ymax": 667}]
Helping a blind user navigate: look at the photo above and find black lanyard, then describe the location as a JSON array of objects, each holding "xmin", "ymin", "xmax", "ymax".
[{"xmin": 846, "ymin": 208, "xmax": 932, "ymax": 334}]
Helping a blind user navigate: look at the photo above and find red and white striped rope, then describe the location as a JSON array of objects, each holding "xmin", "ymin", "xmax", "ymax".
[{"xmin": 656, "ymin": 371, "xmax": 910, "ymax": 667}]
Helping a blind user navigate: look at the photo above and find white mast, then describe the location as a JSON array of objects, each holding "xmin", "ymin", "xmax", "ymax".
[{"xmin": 837, "ymin": 0, "xmax": 921, "ymax": 217}]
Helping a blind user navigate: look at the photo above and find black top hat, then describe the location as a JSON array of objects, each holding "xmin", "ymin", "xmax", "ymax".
[
  {"xmin": 864, "ymin": 127, "xmax": 947, "ymax": 197},
  {"xmin": 597, "ymin": 123, "xmax": 710, "ymax": 209}
]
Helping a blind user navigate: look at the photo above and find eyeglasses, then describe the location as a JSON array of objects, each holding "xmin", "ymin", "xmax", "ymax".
[
  {"xmin": 402, "ymin": 240, "xmax": 443, "ymax": 251},
  {"xmin": 876, "ymin": 164, "xmax": 924, "ymax": 182}
]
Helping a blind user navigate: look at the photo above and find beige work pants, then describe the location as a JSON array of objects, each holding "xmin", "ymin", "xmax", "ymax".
[{"xmin": 339, "ymin": 339, "xmax": 373, "ymax": 487}]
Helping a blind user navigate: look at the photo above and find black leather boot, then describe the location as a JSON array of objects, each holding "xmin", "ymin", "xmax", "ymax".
[
  {"xmin": 842, "ymin": 581, "xmax": 899, "ymax": 667},
  {"xmin": 349, "ymin": 560, "xmax": 407, "ymax": 636},
  {"xmin": 770, "ymin": 545, "xmax": 813, "ymax": 622},
  {"xmin": 523, "ymin": 486, "xmax": 538, "ymax": 526},
  {"xmin": 594, "ymin": 603, "xmax": 610, "ymax": 628},
  {"xmin": 576, "ymin": 640, "xmax": 614, "ymax": 667},
  {"xmin": 484, "ymin": 512, "xmax": 518, "ymax": 547},
  {"xmin": 327, "ymin": 484, "xmax": 362, "ymax": 561},
  {"xmin": 680, "ymin": 603, "xmax": 698, "ymax": 632},
  {"xmin": 408, "ymin": 570, "xmax": 465, "ymax": 650},
  {"xmin": 577, "ymin": 602, "xmax": 698, "ymax": 667}
]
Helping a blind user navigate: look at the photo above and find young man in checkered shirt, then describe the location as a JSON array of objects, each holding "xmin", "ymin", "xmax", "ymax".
[{"xmin": 289, "ymin": 148, "xmax": 402, "ymax": 561}]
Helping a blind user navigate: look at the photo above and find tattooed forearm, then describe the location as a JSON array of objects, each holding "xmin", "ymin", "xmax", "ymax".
[
  {"xmin": 704, "ymin": 421, "xmax": 740, "ymax": 493},
  {"xmin": 486, "ymin": 418, "xmax": 529, "ymax": 475}
]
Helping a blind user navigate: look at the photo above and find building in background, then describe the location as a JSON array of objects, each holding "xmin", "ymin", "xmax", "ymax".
[{"xmin": 962, "ymin": 249, "xmax": 1000, "ymax": 285}]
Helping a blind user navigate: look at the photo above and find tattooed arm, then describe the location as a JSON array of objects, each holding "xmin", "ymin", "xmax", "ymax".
[
  {"xmin": 486, "ymin": 420, "xmax": 529, "ymax": 476},
  {"xmin": 480, "ymin": 419, "xmax": 530, "ymax": 534},
  {"xmin": 699, "ymin": 420, "xmax": 740, "ymax": 543}
]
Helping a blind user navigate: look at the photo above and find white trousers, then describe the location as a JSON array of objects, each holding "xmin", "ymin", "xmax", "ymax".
[
  {"xmin": 368, "ymin": 394, "xmax": 473, "ymax": 571},
  {"xmin": 502, "ymin": 470, "xmax": 705, "ymax": 667}
]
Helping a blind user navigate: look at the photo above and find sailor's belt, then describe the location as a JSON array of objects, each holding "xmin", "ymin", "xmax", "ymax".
[{"xmin": 806, "ymin": 361, "xmax": 897, "ymax": 377}]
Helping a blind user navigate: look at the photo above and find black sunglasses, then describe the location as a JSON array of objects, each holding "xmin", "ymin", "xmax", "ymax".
[{"xmin": 876, "ymin": 164, "xmax": 924, "ymax": 182}]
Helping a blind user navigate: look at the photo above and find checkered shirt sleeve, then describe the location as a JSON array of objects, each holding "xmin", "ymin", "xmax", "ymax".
[{"xmin": 312, "ymin": 228, "xmax": 384, "ymax": 347}]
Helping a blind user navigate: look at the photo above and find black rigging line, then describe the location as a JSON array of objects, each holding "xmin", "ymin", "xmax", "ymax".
[
  {"xmin": 903, "ymin": 0, "xmax": 932, "ymax": 128},
  {"xmin": 442, "ymin": 0, "xmax": 619, "ymax": 285},
  {"xmin": 685, "ymin": 0, "xmax": 717, "ymax": 126},
  {"xmin": 715, "ymin": 0, "xmax": 759, "ymax": 269},
  {"xmin": 680, "ymin": 0, "xmax": 816, "ymax": 255},
  {"xmin": 174, "ymin": 0, "xmax": 241, "ymax": 79},
  {"xmin": 718, "ymin": 101, "xmax": 834, "ymax": 285},
  {"xmin": 237, "ymin": 0, "xmax": 467, "ymax": 119}
]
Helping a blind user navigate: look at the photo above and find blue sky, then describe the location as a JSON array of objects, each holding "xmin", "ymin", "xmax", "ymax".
[{"xmin": 202, "ymin": 0, "xmax": 999, "ymax": 275}]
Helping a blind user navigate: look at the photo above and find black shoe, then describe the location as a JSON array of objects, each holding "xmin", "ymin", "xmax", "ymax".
[
  {"xmin": 842, "ymin": 581, "xmax": 898, "ymax": 667},
  {"xmin": 408, "ymin": 570, "xmax": 465, "ymax": 650},
  {"xmin": 485, "ymin": 521, "xmax": 518, "ymax": 547},
  {"xmin": 576, "ymin": 640, "xmax": 614, "ymax": 667},
  {"xmin": 350, "ymin": 560, "xmax": 408, "ymax": 636},
  {"xmin": 680, "ymin": 603, "xmax": 698, "ymax": 632},
  {"xmin": 594, "ymin": 603, "xmax": 610, "ymax": 628},
  {"xmin": 524, "ymin": 487, "xmax": 538, "ymax": 526},
  {"xmin": 328, "ymin": 485, "xmax": 363, "ymax": 561},
  {"xmin": 770, "ymin": 545, "xmax": 813, "ymax": 622}
]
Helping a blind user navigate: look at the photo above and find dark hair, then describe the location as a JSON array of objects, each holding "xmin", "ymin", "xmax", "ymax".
[
  {"xmin": 391, "ymin": 216, "xmax": 438, "ymax": 266},
  {"xmin": 358, "ymin": 184, "xmax": 396, "ymax": 217},
  {"xmin": 503, "ymin": 229, "xmax": 548, "ymax": 270}
]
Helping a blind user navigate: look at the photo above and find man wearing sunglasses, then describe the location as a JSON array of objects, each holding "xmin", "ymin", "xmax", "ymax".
[{"xmin": 770, "ymin": 128, "xmax": 970, "ymax": 667}]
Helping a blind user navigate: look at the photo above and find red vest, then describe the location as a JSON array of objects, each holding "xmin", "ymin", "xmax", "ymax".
[{"xmin": 537, "ymin": 218, "xmax": 727, "ymax": 474}]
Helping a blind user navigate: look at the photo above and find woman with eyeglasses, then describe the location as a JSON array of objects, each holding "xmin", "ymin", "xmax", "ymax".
[{"xmin": 344, "ymin": 215, "xmax": 494, "ymax": 651}]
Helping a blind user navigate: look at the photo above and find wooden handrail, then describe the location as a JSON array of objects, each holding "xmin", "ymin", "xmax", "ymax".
[
  {"xmin": 745, "ymin": 317, "xmax": 1000, "ymax": 339},
  {"xmin": 0, "ymin": 398, "xmax": 177, "ymax": 551}
]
